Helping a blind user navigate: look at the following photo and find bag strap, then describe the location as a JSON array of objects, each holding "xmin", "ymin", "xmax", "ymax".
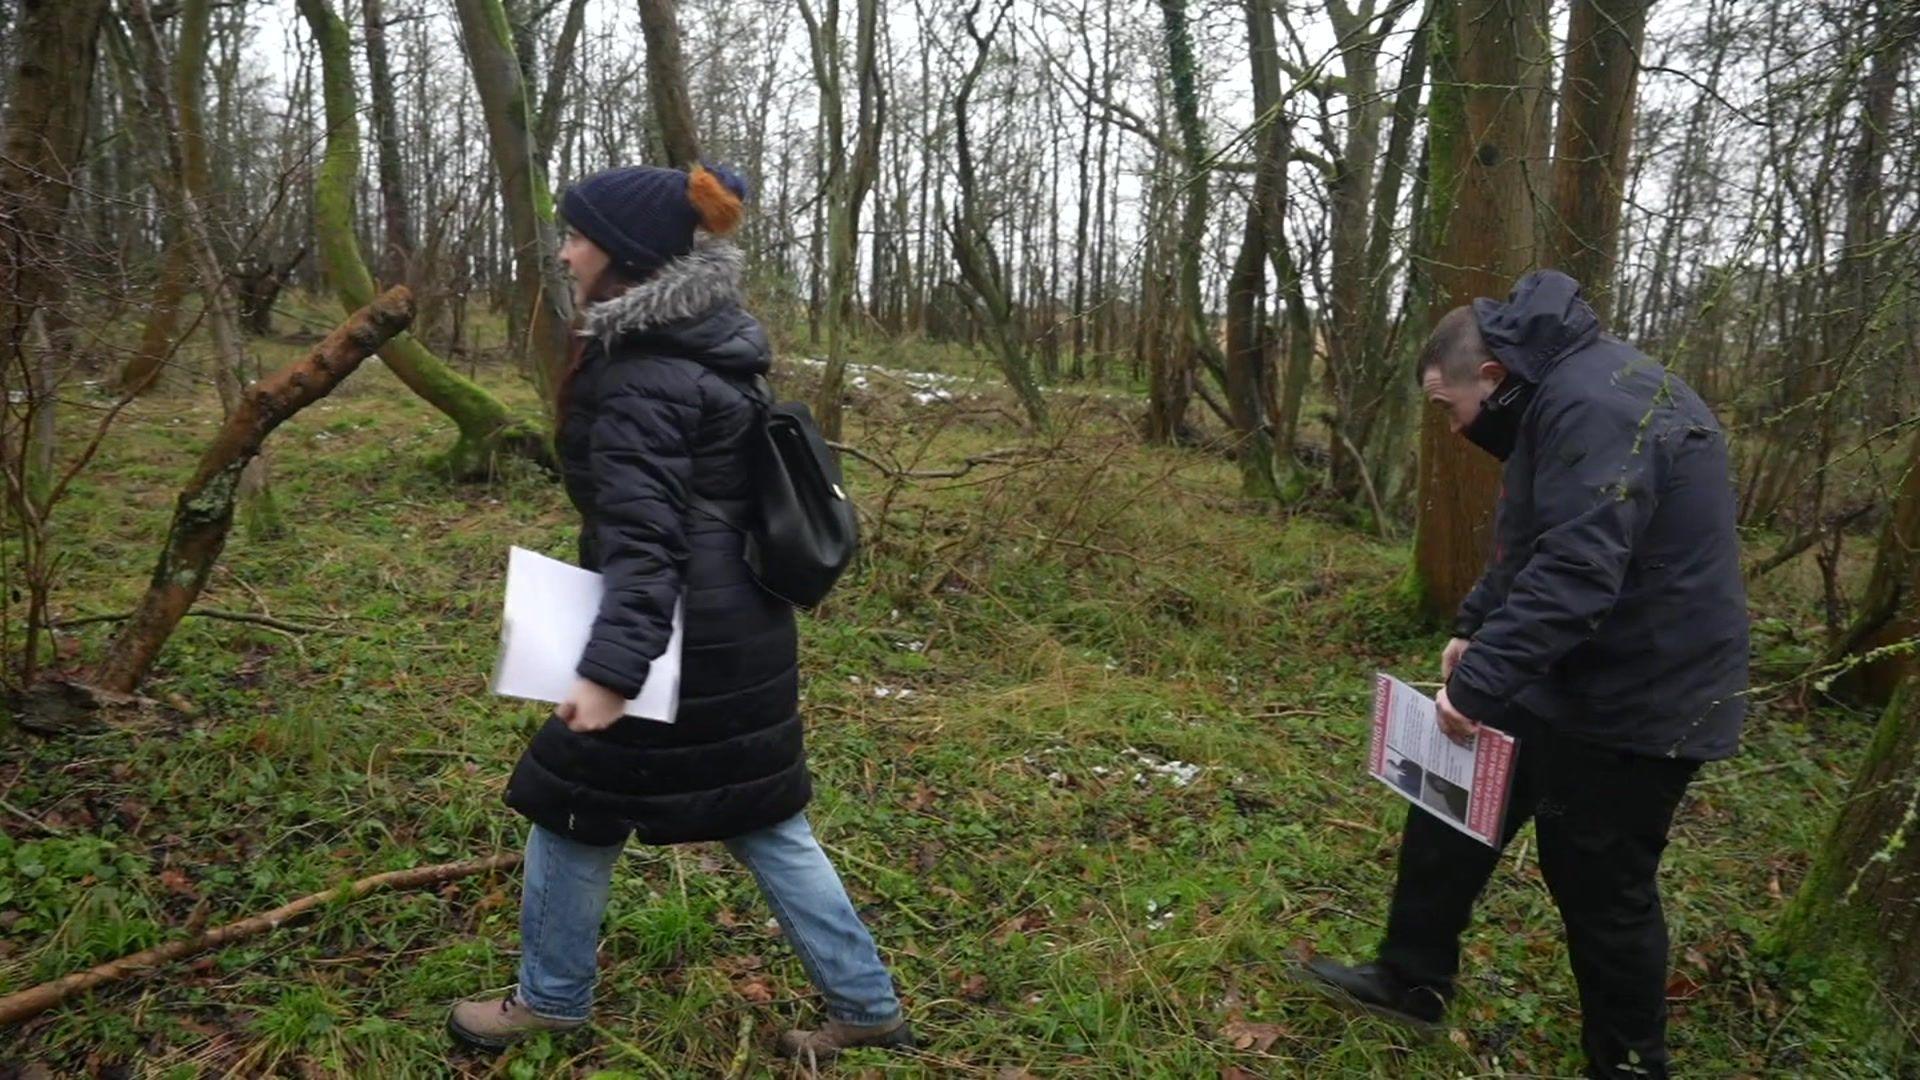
[{"xmin": 684, "ymin": 373, "xmax": 774, "ymax": 532}]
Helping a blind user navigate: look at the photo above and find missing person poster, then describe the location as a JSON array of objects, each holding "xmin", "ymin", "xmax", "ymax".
[{"xmin": 1367, "ymin": 673, "xmax": 1517, "ymax": 847}]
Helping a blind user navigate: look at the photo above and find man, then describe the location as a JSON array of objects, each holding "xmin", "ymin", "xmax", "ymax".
[{"xmin": 1308, "ymin": 271, "xmax": 1748, "ymax": 1079}]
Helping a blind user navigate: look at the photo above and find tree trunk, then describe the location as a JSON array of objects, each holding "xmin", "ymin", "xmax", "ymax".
[
  {"xmin": 799, "ymin": 0, "xmax": 883, "ymax": 440},
  {"xmin": 93, "ymin": 288, "xmax": 414, "ymax": 695},
  {"xmin": 363, "ymin": 0, "xmax": 416, "ymax": 287},
  {"xmin": 949, "ymin": 2, "xmax": 1047, "ymax": 430},
  {"xmin": 1410, "ymin": 0, "xmax": 1541, "ymax": 621},
  {"xmin": 1320, "ymin": 1, "xmax": 1384, "ymax": 499},
  {"xmin": 636, "ymin": 0, "xmax": 702, "ymax": 168},
  {"xmin": 1225, "ymin": 201, "xmax": 1279, "ymax": 499},
  {"xmin": 1828, "ymin": 419, "xmax": 1920, "ymax": 706},
  {"xmin": 1548, "ymin": 0, "xmax": 1651, "ymax": 322},
  {"xmin": 534, "ymin": 0, "xmax": 589, "ymax": 169},
  {"xmin": 1779, "ymin": 682, "xmax": 1920, "ymax": 1002},
  {"xmin": 125, "ymin": 0, "xmax": 248, "ymax": 418},
  {"xmin": 452, "ymin": 0, "xmax": 572, "ymax": 411},
  {"xmin": 120, "ymin": 0, "xmax": 219, "ymax": 397},
  {"xmin": 299, "ymin": 0, "xmax": 546, "ymax": 477},
  {"xmin": 1203, "ymin": 0, "xmax": 1281, "ymax": 496},
  {"xmin": 233, "ymin": 248, "xmax": 307, "ymax": 336},
  {"xmin": 0, "ymin": 0, "xmax": 109, "ymax": 498}
]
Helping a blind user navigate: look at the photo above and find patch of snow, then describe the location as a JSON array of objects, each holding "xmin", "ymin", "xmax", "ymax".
[{"xmin": 1123, "ymin": 746, "xmax": 1205, "ymax": 788}]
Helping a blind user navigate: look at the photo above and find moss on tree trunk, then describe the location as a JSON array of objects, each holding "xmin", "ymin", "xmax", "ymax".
[{"xmin": 297, "ymin": 0, "xmax": 548, "ymax": 478}]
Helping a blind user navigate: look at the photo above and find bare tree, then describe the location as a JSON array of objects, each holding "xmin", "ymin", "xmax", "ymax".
[
  {"xmin": 798, "ymin": 0, "xmax": 883, "ymax": 438},
  {"xmin": 949, "ymin": 0, "xmax": 1047, "ymax": 430}
]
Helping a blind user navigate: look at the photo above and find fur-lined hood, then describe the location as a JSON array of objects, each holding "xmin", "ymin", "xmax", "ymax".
[
  {"xmin": 581, "ymin": 239, "xmax": 744, "ymax": 339},
  {"xmin": 579, "ymin": 239, "xmax": 768, "ymax": 377}
]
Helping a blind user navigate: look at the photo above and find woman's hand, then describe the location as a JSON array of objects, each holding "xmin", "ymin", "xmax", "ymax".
[
  {"xmin": 1441, "ymin": 636, "xmax": 1471, "ymax": 681},
  {"xmin": 557, "ymin": 677, "xmax": 628, "ymax": 733}
]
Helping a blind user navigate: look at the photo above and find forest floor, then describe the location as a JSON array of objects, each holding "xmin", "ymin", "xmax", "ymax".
[{"xmin": 0, "ymin": 310, "xmax": 1907, "ymax": 1077}]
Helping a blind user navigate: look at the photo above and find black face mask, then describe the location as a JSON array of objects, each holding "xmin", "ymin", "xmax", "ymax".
[{"xmin": 1460, "ymin": 375, "xmax": 1535, "ymax": 461}]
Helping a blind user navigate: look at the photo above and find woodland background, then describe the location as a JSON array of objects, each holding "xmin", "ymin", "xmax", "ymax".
[{"xmin": 1, "ymin": 0, "xmax": 1918, "ymax": 1074}]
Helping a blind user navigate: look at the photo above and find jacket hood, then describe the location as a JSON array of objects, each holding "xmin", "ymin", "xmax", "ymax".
[
  {"xmin": 581, "ymin": 239, "xmax": 770, "ymax": 377},
  {"xmin": 1471, "ymin": 270, "xmax": 1601, "ymax": 383}
]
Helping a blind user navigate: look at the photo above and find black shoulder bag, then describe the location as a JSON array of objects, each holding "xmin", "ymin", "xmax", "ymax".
[{"xmin": 689, "ymin": 376, "xmax": 859, "ymax": 609}]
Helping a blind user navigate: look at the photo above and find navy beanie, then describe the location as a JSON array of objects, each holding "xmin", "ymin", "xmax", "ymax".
[{"xmin": 559, "ymin": 164, "xmax": 750, "ymax": 278}]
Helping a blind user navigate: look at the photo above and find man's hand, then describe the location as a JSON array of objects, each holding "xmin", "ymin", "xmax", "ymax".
[
  {"xmin": 557, "ymin": 677, "xmax": 627, "ymax": 733},
  {"xmin": 1441, "ymin": 636, "xmax": 1471, "ymax": 681},
  {"xmin": 1435, "ymin": 686, "xmax": 1479, "ymax": 745}
]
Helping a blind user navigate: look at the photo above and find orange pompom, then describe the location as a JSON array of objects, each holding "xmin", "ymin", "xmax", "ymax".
[{"xmin": 688, "ymin": 166, "xmax": 744, "ymax": 236}]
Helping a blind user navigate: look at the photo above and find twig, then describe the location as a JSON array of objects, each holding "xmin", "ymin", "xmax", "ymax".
[
  {"xmin": 50, "ymin": 608, "xmax": 344, "ymax": 635},
  {"xmin": 0, "ymin": 795, "xmax": 65, "ymax": 836},
  {"xmin": 829, "ymin": 440, "xmax": 1045, "ymax": 481},
  {"xmin": 1334, "ymin": 423, "xmax": 1396, "ymax": 541},
  {"xmin": 1024, "ymin": 529, "xmax": 1151, "ymax": 565},
  {"xmin": 1689, "ymin": 760, "xmax": 1795, "ymax": 789},
  {"xmin": 1745, "ymin": 504, "xmax": 1873, "ymax": 580},
  {"xmin": 0, "ymin": 852, "xmax": 522, "ymax": 1027}
]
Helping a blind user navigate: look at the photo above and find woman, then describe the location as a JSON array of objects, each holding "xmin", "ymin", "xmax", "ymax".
[{"xmin": 449, "ymin": 164, "xmax": 910, "ymax": 1063}]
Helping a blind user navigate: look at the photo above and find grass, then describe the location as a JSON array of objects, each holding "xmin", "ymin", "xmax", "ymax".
[{"xmin": 0, "ymin": 307, "xmax": 1909, "ymax": 1077}]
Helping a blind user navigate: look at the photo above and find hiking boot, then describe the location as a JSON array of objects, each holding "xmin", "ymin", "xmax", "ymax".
[
  {"xmin": 775, "ymin": 1016, "xmax": 915, "ymax": 1064},
  {"xmin": 1302, "ymin": 958, "xmax": 1448, "ymax": 1028},
  {"xmin": 447, "ymin": 995, "xmax": 585, "ymax": 1051}
]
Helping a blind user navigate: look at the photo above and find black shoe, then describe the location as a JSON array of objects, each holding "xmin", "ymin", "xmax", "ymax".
[{"xmin": 1301, "ymin": 958, "xmax": 1447, "ymax": 1028}]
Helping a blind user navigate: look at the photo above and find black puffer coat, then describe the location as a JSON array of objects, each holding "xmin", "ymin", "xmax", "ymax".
[
  {"xmin": 505, "ymin": 242, "xmax": 809, "ymax": 845},
  {"xmin": 1445, "ymin": 270, "xmax": 1748, "ymax": 761}
]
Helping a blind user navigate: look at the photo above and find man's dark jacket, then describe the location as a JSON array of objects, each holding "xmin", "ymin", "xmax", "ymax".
[
  {"xmin": 1445, "ymin": 271, "xmax": 1748, "ymax": 761},
  {"xmin": 506, "ymin": 241, "xmax": 810, "ymax": 845}
]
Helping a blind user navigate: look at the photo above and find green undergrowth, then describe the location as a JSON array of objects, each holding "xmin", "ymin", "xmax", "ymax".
[{"xmin": 0, "ymin": 342, "xmax": 1905, "ymax": 1076}]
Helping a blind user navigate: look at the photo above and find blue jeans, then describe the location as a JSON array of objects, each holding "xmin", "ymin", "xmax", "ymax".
[{"xmin": 514, "ymin": 812, "xmax": 902, "ymax": 1025}]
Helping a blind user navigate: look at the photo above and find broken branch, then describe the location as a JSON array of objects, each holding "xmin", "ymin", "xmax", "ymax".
[{"xmin": 0, "ymin": 851, "xmax": 521, "ymax": 1027}]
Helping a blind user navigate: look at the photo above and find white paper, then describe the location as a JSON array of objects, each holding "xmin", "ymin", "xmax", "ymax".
[{"xmin": 491, "ymin": 546, "xmax": 682, "ymax": 723}]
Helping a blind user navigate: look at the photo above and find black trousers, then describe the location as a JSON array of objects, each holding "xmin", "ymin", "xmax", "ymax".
[{"xmin": 1378, "ymin": 712, "xmax": 1700, "ymax": 1079}]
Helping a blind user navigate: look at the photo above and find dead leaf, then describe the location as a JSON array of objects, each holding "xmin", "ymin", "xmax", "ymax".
[
  {"xmin": 1449, "ymin": 1028, "xmax": 1472, "ymax": 1051},
  {"xmin": 715, "ymin": 953, "xmax": 765, "ymax": 974},
  {"xmin": 1666, "ymin": 971, "xmax": 1704, "ymax": 1001},
  {"xmin": 957, "ymin": 973, "xmax": 991, "ymax": 1002},
  {"xmin": 737, "ymin": 977, "xmax": 774, "ymax": 1004},
  {"xmin": 158, "ymin": 867, "xmax": 197, "ymax": 898},
  {"xmin": 992, "ymin": 914, "xmax": 1031, "ymax": 944},
  {"xmin": 1220, "ymin": 1068, "xmax": 1261, "ymax": 1080},
  {"xmin": 1218, "ymin": 1019, "xmax": 1287, "ymax": 1054}
]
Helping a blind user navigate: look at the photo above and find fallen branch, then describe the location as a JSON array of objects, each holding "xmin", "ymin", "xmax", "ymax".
[
  {"xmin": 0, "ymin": 851, "xmax": 521, "ymax": 1027},
  {"xmin": 1746, "ymin": 504, "xmax": 1873, "ymax": 581},
  {"xmin": 89, "ymin": 286, "xmax": 412, "ymax": 694},
  {"xmin": 51, "ymin": 608, "xmax": 344, "ymax": 635}
]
